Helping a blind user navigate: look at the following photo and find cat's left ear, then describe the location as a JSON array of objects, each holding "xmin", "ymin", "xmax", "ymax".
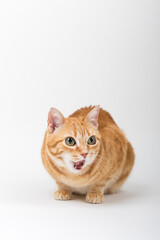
[
  {"xmin": 84, "ymin": 105, "xmax": 100, "ymax": 128},
  {"xmin": 47, "ymin": 107, "xmax": 65, "ymax": 133}
]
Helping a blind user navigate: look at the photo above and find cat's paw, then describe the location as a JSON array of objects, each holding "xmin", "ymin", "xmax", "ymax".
[
  {"xmin": 86, "ymin": 192, "xmax": 104, "ymax": 204},
  {"xmin": 54, "ymin": 190, "xmax": 72, "ymax": 200}
]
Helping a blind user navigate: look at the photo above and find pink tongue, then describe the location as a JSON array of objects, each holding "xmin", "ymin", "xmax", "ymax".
[{"xmin": 74, "ymin": 160, "xmax": 85, "ymax": 170}]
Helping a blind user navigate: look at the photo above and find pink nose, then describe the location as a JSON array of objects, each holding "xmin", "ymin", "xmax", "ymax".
[{"xmin": 80, "ymin": 153, "xmax": 88, "ymax": 159}]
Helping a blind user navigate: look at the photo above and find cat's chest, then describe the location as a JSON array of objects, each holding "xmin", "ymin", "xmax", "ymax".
[{"xmin": 71, "ymin": 186, "xmax": 89, "ymax": 195}]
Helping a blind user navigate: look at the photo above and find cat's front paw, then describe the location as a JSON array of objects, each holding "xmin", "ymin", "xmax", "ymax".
[
  {"xmin": 54, "ymin": 190, "xmax": 72, "ymax": 200},
  {"xmin": 86, "ymin": 192, "xmax": 104, "ymax": 204}
]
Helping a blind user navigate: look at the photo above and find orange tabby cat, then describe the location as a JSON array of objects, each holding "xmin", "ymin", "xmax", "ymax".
[{"xmin": 41, "ymin": 106, "xmax": 134, "ymax": 203}]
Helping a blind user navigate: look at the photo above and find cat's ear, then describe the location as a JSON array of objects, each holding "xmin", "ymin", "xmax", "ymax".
[
  {"xmin": 85, "ymin": 105, "xmax": 100, "ymax": 128},
  {"xmin": 47, "ymin": 108, "xmax": 65, "ymax": 133}
]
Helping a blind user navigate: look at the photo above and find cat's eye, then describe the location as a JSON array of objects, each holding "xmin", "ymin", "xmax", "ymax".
[
  {"xmin": 65, "ymin": 137, "xmax": 76, "ymax": 146},
  {"xmin": 87, "ymin": 136, "xmax": 96, "ymax": 145}
]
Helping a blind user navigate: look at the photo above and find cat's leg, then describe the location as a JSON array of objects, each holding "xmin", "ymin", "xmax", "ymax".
[
  {"xmin": 54, "ymin": 181, "xmax": 72, "ymax": 200},
  {"xmin": 86, "ymin": 183, "xmax": 105, "ymax": 204}
]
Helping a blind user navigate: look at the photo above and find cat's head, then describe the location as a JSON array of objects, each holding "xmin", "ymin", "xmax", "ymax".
[{"xmin": 46, "ymin": 106, "xmax": 101, "ymax": 174}]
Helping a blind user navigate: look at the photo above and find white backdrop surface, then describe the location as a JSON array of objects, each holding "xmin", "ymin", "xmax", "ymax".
[{"xmin": 0, "ymin": 1, "xmax": 160, "ymax": 240}]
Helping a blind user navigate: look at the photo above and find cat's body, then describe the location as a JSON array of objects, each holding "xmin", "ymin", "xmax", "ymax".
[{"xmin": 41, "ymin": 106, "xmax": 134, "ymax": 203}]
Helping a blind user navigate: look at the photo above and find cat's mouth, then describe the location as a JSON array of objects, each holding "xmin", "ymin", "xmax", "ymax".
[{"xmin": 73, "ymin": 160, "xmax": 85, "ymax": 170}]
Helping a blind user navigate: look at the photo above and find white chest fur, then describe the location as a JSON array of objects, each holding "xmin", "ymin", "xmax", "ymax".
[{"xmin": 71, "ymin": 186, "xmax": 89, "ymax": 195}]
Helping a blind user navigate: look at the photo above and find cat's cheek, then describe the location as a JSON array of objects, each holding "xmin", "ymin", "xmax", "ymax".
[
  {"xmin": 61, "ymin": 154, "xmax": 76, "ymax": 173},
  {"xmin": 85, "ymin": 154, "xmax": 97, "ymax": 166},
  {"xmin": 65, "ymin": 161, "xmax": 74, "ymax": 172},
  {"xmin": 85, "ymin": 159, "xmax": 94, "ymax": 167},
  {"xmin": 55, "ymin": 160, "xmax": 65, "ymax": 168}
]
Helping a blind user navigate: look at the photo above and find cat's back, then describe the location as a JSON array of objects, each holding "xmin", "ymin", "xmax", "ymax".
[{"xmin": 69, "ymin": 106, "xmax": 116, "ymax": 129}]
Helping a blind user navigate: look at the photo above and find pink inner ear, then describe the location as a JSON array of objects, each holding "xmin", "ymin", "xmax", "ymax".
[
  {"xmin": 47, "ymin": 108, "xmax": 65, "ymax": 133},
  {"xmin": 86, "ymin": 106, "xmax": 100, "ymax": 127},
  {"xmin": 47, "ymin": 115, "xmax": 56, "ymax": 132}
]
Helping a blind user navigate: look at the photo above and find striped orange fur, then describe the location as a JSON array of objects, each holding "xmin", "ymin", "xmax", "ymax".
[{"xmin": 41, "ymin": 106, "xmax": 134, "ymax": 203}]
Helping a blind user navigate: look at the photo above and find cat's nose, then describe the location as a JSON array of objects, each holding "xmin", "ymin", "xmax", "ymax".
[{"xmin": 80, "ymin": 153, "xmax": 88, "ymax": 159}]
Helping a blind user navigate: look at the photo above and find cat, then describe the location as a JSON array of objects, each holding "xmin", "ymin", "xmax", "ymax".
[{"xmin": 41, "ymin": 106, "xmax": 134, "ymax": 204}]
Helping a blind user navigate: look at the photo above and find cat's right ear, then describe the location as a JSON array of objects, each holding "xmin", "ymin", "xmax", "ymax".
[
  {"xmin": 84, "ymin": 105, "xmax": 100, "ymax": 128},
  {"xmin": 47, "ymin": 108, "xmax": 65, "ymax": 133}
]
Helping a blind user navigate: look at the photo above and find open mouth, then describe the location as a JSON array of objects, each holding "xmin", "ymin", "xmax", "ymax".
[{"xmin": 73, "ymin": 160, "xmax": 85, "ymax": 170}]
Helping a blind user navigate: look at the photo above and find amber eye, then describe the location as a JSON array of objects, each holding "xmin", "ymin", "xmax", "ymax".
[
  {"xmin": 87, "ymin": 136, "xmax": 96, "ymax": 145},
  {"xmin": 65, "ymin": 137, "xmax": 76, "ymax": 146}
]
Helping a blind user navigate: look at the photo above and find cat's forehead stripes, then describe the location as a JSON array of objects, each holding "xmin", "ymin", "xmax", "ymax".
[
  {"xmin": 67, "ymin": 118, "xmax": 90, "ymax": 139},
  {"xmin": 74, "ymin": 125, "xmax": 90, "ymax": 145},
  {"xmin": 72, "ymin": 122, "xmax": 78, "ymax": 138}
]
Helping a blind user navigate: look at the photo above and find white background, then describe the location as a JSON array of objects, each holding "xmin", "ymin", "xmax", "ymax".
[{"xmin": 0, "ymin": 0, "xmax": 160, "ymax": 239}]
